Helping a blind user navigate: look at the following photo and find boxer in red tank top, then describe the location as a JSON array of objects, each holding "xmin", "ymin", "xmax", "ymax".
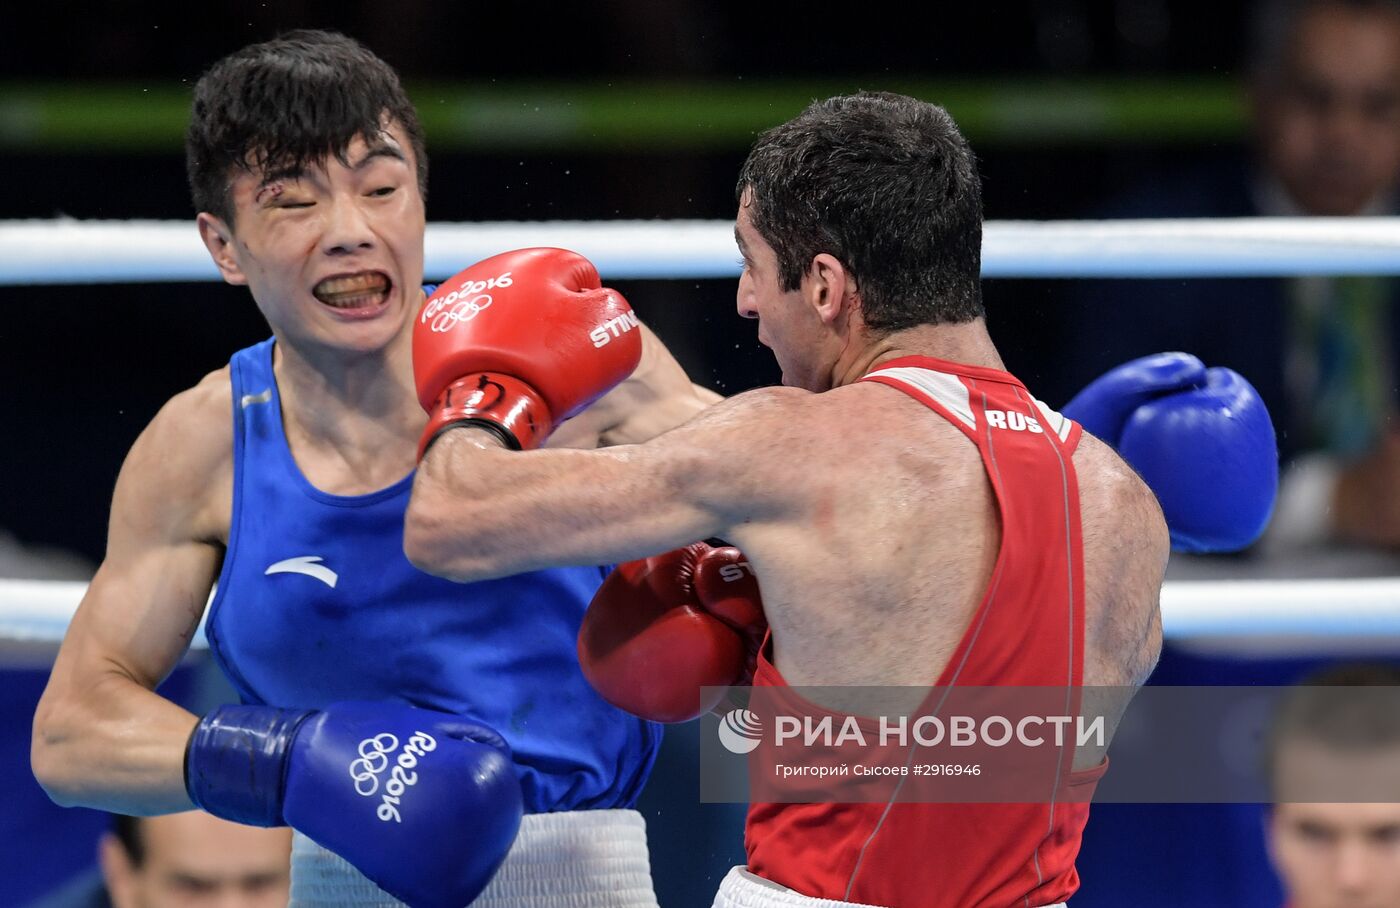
[
  {"xmin": 745, "ymin": 357, "xmax": 1105, "ymax": 907},
  {"xmin": 406, "ymin": 93, "xmax": 1172, "ymax": 907}
]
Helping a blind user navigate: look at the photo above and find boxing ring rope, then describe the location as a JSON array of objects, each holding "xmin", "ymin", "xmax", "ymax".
[
  {"xmin": 3, "ymin": 578, "xmax": 1399, "ymax": 648},
  {"xmin": 7, "ymin": 216, "xmax": 1400, "ymax": 283},
  {"xmin": 1, "ymin": 217, "xmax": 1398, "ymax": 649}
]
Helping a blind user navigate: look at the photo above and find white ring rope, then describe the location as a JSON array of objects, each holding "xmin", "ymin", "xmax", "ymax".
[
  {"xmin": 0, "ymin": 581, "xmax": 209, "ymax": 649},
  {"xmin": 6, "ymin": 217, "xmax": 1400, "ymax": 284},
  {"xmin": 1158, "ymin": 579, "xmax": 1400, "ymax": 637},
  {"xmin": 1, "ymin": 578, "xmax": 1396, "ymax": 648}
]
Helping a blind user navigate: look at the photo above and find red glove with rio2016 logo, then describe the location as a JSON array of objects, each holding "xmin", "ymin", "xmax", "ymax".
[{"xmin": 413, "ymin": 247, "xmax": 642, "ymax": 457}]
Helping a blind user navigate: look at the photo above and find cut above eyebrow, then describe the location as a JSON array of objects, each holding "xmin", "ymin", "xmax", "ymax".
[
  {"xmin": 257, "ymin": 166, "xmax": 304, "ymax": 189},
  {"xmin": 733, "ymin": 228, "xmax": 749, "ymax": 252}
]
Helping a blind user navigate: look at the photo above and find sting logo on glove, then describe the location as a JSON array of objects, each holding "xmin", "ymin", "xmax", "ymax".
[
  {"xmin": 716, "ymin": 560, "xmax": 757, "ymax": 583},
  {"xmin": 347, "ymin": 731, "xmax": 438, "ymax": 823},
  {"xmin": 589, "ymin": 310, "xmax": 640, "ymax": 348}
]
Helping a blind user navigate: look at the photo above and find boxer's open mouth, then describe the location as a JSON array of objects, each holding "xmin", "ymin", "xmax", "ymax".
[{"xmin": 313, "ymin": 271, "xmax": 392, "ymax": 311}]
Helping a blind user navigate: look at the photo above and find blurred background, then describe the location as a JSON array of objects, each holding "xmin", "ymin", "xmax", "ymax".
[{"xmin": 4, "ymin": 1, "xmax": 1400, "ymax": 906}]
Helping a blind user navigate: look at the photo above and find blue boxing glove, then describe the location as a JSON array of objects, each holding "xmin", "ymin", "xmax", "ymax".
[
  {"xmin": 1063, "ymin": 352, "xmax": 1278, "ymax": 553},
  {"xmin": 186, "ymin": 701, "xmax": 522, "ymax": 908}
]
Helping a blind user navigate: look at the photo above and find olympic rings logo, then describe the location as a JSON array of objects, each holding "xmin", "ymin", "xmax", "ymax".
[
  {"xmin": 348, "ymin": 733, "xmax": 400, "ymax": 796},
  {"xmin": 345, "ymin": 731, "xmax": 439, "ymax": 823},
  {"xmin": 421, "ymin": 270, "xmax": 513, "ymax": 333},
  {"xmin": 427, "ymin": 294, "xmax": 493, "ymax": 333}
]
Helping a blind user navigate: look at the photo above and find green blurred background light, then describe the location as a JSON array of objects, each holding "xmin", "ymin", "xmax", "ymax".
[{"xmin": 0, "ymin": 77, "xmax": 1244, "ymax": 151}]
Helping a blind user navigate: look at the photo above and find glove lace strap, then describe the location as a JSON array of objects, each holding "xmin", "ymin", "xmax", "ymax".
[
  {"xmin": 185, "ymin": 704, "xmax": 317, "ymax": 827},
  {"xmin": 420, "ymin": 373, "xmax": 552, "ymax": 457}
]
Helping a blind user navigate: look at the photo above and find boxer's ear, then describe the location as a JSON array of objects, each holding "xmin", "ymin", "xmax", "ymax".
[
  {"xmin": 806, "ymin": 252, "xmax": 854, "ymax": 326},
  {"xmin": 197, "ymin": 212, "xmax": 248, "ymax": 287}
]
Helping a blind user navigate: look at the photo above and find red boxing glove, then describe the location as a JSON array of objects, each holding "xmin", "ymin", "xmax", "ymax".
[
  {"xmin": 414, "ymin": 247, "xmax": 642, "ymax": 456},
  {"xmin": 578, "ymin": 542, "xmax": 767, "ymax": 724}
]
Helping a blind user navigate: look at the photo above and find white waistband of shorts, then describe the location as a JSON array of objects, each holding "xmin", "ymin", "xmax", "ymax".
[
  {"xmin": 290, "ymin": 808, "xmax": 658, "ymax": 908},
  {"xmin": 710, "ymin": 866, "xmax": 1067, "ymax": 908}
]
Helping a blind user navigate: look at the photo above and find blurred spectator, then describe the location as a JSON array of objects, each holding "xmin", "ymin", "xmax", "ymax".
[
  {"xmin": 24, "ymin": 811, "xmax": 291, "ymax": 908},
  {"xmin": 1264, "ymin": 662, "xmax": 1400, "ymax": 907},
  {"xmin": 1060, "ymin": 0, "xmax": 1400, "ymax": 552},
  {"xmin": 98, "ymin": 811, "xmax": 291, "ymax": 908}
]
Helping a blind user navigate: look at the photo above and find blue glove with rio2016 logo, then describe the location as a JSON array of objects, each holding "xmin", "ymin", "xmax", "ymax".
[{"xmin": 186, "ymin": 700, "xmax": 523, "ymax": 908}]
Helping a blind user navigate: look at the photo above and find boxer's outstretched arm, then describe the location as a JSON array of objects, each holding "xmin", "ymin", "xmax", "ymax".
[
  {"xmin": 406, "ymin": 385, "xmax": 804, "ymax": 582},
  {"xmin": 32, "ymin": 374, "xmax": 230, "ymax": 815}
]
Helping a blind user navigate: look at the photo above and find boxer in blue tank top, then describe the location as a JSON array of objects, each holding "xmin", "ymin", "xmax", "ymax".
[
  {"xmin": 33, "ymin": 31, "xmax": 720, "ymax": 907},
  {"xmin": 208, "ymin": 335, "xmax": 658, "ymax": 812}
]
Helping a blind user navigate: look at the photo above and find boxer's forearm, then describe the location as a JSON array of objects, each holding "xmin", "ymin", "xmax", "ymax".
[
  {"xmin": 32, "ymin": 668, "xmax": 197, "ymax": 815},
  {"xmin": 405, "ymin": 427, "xmax": 717, "ymax": 582},
  {"xmin": 33, "ymin": 376, "xmax": 228, "ymax": 814}
]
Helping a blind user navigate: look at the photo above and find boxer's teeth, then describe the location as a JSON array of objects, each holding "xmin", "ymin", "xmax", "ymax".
[
  {"xmin": 314, "ymin": 272, "xmax": 390, "ymax": 306},
  {"xmin": 322, "ymin": 291, "xmax": 386, "ymax": 309}
]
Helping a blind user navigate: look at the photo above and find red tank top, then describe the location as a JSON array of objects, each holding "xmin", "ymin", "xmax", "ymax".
[{"xmin": 744, "ymin": 355, "xmax": 1105, "ymax": 907}]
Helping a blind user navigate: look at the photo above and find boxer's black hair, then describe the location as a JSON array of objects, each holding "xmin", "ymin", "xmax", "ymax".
[
  {"xmin": 186, "ymin": 29, "xmax": 427, "ymax": 225},
  {"xmin": 737, "ymin": 91, "xmax": 983, "ymax": 331}
]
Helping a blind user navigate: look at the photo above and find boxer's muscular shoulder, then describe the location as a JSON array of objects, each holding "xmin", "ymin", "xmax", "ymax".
[
  {"xmin": 1076, "ymin": 432, "xmax": 1169, "ymax": 563},
  {"xmin": 697, "ymin": 383, "xmax": 811, "ymax": 420},
  {"xmin": 684, "ymin": 383, "xmax": 895, "ymax": 467},
  {"xmin": 680, "ymin": 384, "xmax": 815, "ymax": 453},
  {"xmin": 113, "ymin": 368, "xmax": 233, "ymax": 546},
  {"xmin": 654, "ymin": 384, "xmax": 816, "ymax": 512},
  {"xmin": 1075, "ymin": 433, "xmax": 1169, "ymax": 687}
]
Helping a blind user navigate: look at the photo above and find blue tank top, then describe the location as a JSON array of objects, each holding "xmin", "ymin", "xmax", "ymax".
[{"xmin": 204, "ymin": 337, "xmax": 659, "ymax": 812}]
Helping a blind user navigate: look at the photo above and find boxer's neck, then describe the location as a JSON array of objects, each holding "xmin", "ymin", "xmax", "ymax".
[
  {"xmin": 276, "ymin": 328, "xmax": 416, "ymax": 417},
  {"xmin": 272, "ymin": 324, "xmax": 423, "ymax": 482},
  {"xmin": 832, "ymin": 318, "xmax": 1005, "ymax": 388}
]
